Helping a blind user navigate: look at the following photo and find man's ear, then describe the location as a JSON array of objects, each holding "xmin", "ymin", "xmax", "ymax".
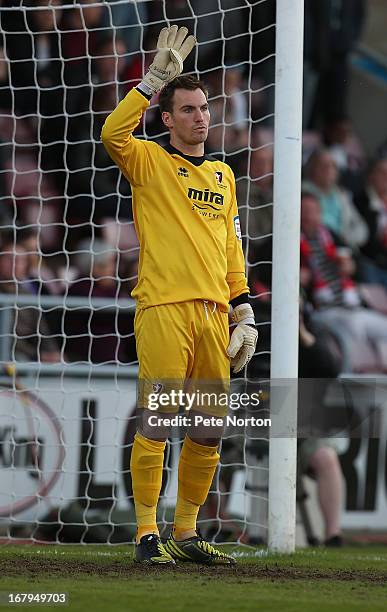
[{"xmin": 162, "ymin": 111, "xmax": 173, "ymax": 129}]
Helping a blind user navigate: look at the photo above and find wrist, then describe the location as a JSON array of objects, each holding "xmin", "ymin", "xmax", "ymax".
[
  {"xmin": 230, "ymin": 292, "xmax": 249, "ymax": 309},
  {"xmin": 231, "ymin": 303, "xmax": 255, "ymax": 326},
  {"xmin": 137, "ymin": 80, "xmax": 156, "ymax": 98},
  {"xmin": 140, "ymin": 69, "xmax": 165, "ymax": 96}
]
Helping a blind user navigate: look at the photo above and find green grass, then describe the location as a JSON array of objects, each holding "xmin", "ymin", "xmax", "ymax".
[{"xmin": 1, "ymin": 545, "xmax": 387, "ymax": 611}]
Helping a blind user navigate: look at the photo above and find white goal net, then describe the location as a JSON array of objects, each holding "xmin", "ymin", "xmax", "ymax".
[{"xmin": 0, "ymin": 0, "xmax": 276, "ymax": 545}]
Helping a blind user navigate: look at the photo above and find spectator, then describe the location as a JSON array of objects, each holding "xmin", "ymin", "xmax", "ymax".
[
  {"xmin": 237, "ymin": 143, "xmax": 273, "ymax": 241},
  {"xmin": 0, "ymin": 238, "xmax": 61, "ymax": 362},
  {"xmin": 300, "ymin": 192, "xmax": 387, "ymax": 372},
  {"xmin": 303, "ymin": 148, "xmax": 368, "ymax": 250},
  {"xmin": 213, "ymin": 294, "xmax": 344, "ymax": 546},
  {"xmin": 298, "ymin": 299, "xmax": 344, "ymax": 546},
  {"xmin": 323, "ymin": 116, "xmax": 366, "ymax": 196},
  {"xmin": 147, "ymin": 0, "xmax": 248, "ymax": 73},
  {"xmin": 0, "ymin": 109, "xmax": 62, "ymax": 249},
  {"xmin": 122, "ymin": 31, "xmax": 157, "ymax": 93},
  {"xmin": 100, "ymin": 0, "xmax": 148, "ymax": 60},
  {"xmin": 303, "ymin": 0, "xmax": 366, "ymax": 129},
  {"xmin": 64, "ymin": 239, "xmax": 133, "ymax": 364},
  {"xmin": 64, "ymin": 33, "xmax": 132, "ymax": 236},
  {"xmin": 354, "ymin": 158, "xmax": 387, "ymax": 287},
  {"xmin": 92, "ymin": 34, "xmax": 127, "ymax": 90},
  {"xmin": 15, "ymin": 228, "xmax": 64, "ymax": 295},
  {"xmin": 42, "ymin": 0, "xmax": 105, "ymax": 197},
  {"xmin": 61, "ymin": 0, "xmax": 106, "ymax": 65},
  {"xmin": 236, "ymin": 141, "xmax": 274, "ymax": 299},
  {"xmin": 249, "ymin": 0, "xmax": 275, "ymax": 125},
  {"xmin": 1, "ymin": 0, "xmax": 64, "ymax": 119},
  {"xmin": 206, "ymin": 67, "xmax": 249, "ymax": 168},
  {"xmin": 1, "ymin": 1, "xmax": 94, "ymax": 208}
]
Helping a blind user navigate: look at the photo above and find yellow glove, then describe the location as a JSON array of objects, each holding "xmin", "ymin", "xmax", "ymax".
[
  {"xmin": 227, "ymin": 303, "xmax": 258, "ymax": 373},
  {"xmin": 141, "ymin": 25, "xmax": 196, "ymax": 95}
]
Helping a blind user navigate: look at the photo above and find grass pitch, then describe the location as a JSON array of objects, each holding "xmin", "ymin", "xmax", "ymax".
[{"xmin": 1, "ymin": 545, "xmax": 387, "ymax": 611}]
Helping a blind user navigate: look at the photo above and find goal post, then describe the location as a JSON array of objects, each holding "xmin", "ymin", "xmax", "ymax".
[{"xmin": 268, "ymin": 0, "xmax": 304, "ymax": 553}]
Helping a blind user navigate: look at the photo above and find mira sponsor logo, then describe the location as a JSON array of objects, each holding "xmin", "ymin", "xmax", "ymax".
[{"xmin": 187, "ymin": 187, "xmax": 224, "ymax": 211}]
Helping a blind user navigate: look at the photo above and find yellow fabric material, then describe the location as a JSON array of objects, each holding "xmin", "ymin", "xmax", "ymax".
[
  {"xmin": 174, "ymin": 436, "xmax": 220, "ymax": 533},
  {"xmin": 136, "ymin": 301, "xmax": 230, "ymax": 416},
  {"xmin": 173, "ymin": 499, "xmax": 200, "ymax": 535},
  {"xmin": 130, "ymin": 432, "xmax": 166, "ymax": 535},
  {"xmin": 101, "ymin": 88, "xmax": 249, "ymax": 311},
  {"xmin": 136, "ymin": 524, "xmax": 159, "ymax": 543}
]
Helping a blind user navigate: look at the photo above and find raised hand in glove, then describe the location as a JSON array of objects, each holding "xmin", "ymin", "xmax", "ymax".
[
  {"xmin": 227, "ymin": 303, "xmax": 258, "ymax": 373},
  {"xmin": 140, "ymin": 25, "xmax": 196, "ymax": 96}
]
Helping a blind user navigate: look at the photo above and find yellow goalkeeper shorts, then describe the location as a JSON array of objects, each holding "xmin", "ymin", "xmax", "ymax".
[{"xmin": 135, "ymin": 300, "xmax": 230, "ymax": 416}]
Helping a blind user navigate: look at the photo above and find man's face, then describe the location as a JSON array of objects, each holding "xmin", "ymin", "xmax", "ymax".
[
  {"xmin": 301, "ymin": 195, "xmax": 321, "ymax": 237},
  {"xmin": 162, "ymin": 88, "xmax": 210, "ymax": 146},
  {"xmin": 310, "ymin": 153, "xmax": 338, "ymax": 189}
]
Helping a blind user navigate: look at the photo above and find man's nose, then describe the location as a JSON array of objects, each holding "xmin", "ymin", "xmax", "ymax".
[{"xmin": 194, "ymin": 109, "xmax": 204, "ymax": 122}]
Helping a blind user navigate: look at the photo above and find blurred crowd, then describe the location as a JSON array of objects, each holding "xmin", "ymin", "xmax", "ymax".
[{"xmin": 1, "ymin": 0, "xmax": 387, "ymax": 376}]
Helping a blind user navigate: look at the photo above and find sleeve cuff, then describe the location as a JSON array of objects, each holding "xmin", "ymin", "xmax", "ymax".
[
  {"xmin": 230, "ymin": 292, "xmax": 250, "ymax": 309},
  {"xmin": 136, "ymin": 83, "xmax": 154, "ymax": 100}
]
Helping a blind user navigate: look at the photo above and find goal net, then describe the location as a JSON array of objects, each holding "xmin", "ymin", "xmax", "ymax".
[{"xmin": 0, "ymin": 0, "xmax": 277, "ymax": 546}]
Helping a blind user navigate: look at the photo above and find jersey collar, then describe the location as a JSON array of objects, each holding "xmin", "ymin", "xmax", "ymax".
[{"xmin": 163, "ymin": 143, "xmax": 216, "ymax": 166}]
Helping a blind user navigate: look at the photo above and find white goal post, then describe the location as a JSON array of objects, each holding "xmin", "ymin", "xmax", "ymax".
[{"xmin": 268, "ymin": 0, "xmax": 304, "ymax": 553}]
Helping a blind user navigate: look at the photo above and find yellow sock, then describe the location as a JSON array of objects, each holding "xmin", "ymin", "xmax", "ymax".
[
  {"xmin": 173, "ymin": 499, "xmax": 199, "ymax": 541},
  {"xmin": 130, "ymin": 432, "xmax": 166, "ymax": 543},
  {"xmin": 173, "ymin": 436, "xmax": 219, "ymax": 539}
]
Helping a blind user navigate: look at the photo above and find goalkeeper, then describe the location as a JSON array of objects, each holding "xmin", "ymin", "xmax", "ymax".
[{"xmin": 102, "ymin": 26, "xmax": 257, "ymax": 565}]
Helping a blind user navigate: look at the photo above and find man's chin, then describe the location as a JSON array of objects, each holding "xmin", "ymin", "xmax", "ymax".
[{"xmin": 191, "ymin": 132, "xmax": 208, "ymax": 143}]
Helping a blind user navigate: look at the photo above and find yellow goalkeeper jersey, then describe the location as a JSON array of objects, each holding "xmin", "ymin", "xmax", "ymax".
[{"xmin": 101, "ymin": 88, "xmax": 249, "ymax": 312}]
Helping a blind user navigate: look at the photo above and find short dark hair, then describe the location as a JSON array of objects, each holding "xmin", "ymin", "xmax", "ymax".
[{"xmin": 159, "ymin": 75, "xmax": 208, "ymax": 114}]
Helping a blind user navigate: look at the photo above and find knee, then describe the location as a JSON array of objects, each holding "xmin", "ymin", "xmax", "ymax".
[{"xmin": 308, "ymin": 446, "xmax": 339, "ymax": 474}]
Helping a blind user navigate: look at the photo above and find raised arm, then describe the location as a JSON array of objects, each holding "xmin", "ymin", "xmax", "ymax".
[
  {"xmin": 101, "ymin": 25, "xmax": 196, "ymax": 187},
  {"xmin": 101, "ymin": 88, "xmax": 157, "ymax": 187}
]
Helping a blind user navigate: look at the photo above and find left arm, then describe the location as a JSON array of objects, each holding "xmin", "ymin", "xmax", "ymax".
[
  {"xmin": 226, "ymin": 176, "xmax": 258, "ymax": 373},
  {"xmin": 341, "ymin": 189, "xmax": 369, "ymax": 249},
  {"xmin": 226, "ymin": 176, "xmax": 249, "ymax": 301}
]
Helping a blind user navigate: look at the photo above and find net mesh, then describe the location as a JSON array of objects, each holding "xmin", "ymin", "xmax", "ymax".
[{"xmin": 0, "ymin": 0, "xmax": 275, "ymax": 545}]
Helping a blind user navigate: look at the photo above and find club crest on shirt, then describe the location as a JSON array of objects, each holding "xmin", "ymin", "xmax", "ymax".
[
  {"xmin": 214, "ymin": 170, "xmax": 227, "ymax": 189},
  {"xmin": 152, "ymin": 382, "xmax": 163, "ymax": 394},
  {"xmin": 178, "ymin": 167, "xmax": 189, "ymax": 177}
]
